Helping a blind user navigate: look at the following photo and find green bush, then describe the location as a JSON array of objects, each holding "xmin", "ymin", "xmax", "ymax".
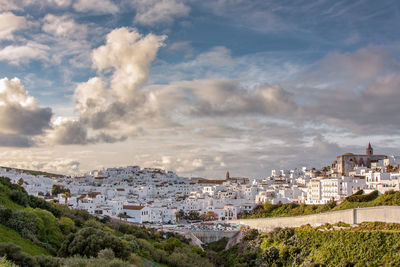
[
  {"xmin": 9, "ymin": 191, "xmax": 29, "ymax": 207},
  {"xmin": 243, "ymin": 229, "xmax": 259, "ymax": 241},
  {"xmin": 0, "ymin": 257, "xmax": 16, "ymax": 267},
  {"xmin": 263, "ymin": 246, "xmax": 279, "ymax": 264},
  {"xmin": 0, "ymin": 243, "xmax": 36, "ymax": 267},
  {"xmin": 268, "ymin": 227, "xmax": 294, "ymax": 243},
  {"xmin": 204, "ymin": 237, "xmax": 228, "ymax": 252},
  {"xmin": 164, "ymin": 237, "xmax": 183, "ymax": 253},
  {"xmin": 0, "ymin": 207, "xmax": 12, "ymax": 224},
  {"xmin": 58, "ymin": 227, "xmax": 130, "ymax": 259},
  {"xmin": 346, "ymin": 190, "xmax": 379, "ymax": 202}
]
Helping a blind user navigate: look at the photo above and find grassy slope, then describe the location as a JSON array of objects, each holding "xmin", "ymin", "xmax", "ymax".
[
  {"xmin": 0, "ymin": 181, "xmax": 49, "ymax": 257},
  {"xmin": 0, "ymin": 224, "xmax": 49, "ymax": 256},
  {"xmin": 0, "ymin": 183, "xmax": 24, "ymax": 210}
]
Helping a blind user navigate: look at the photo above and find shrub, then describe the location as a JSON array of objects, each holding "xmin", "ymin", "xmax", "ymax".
[
  {"xmin": 34, "ymin": 255, "xmax": 62, "ymax": 267},
  {"xmin": 346, "ymin": 190, "xmax": 379, "ymax": 202},
  {"xmin": 204, "ymin": 237, "xmax": 228, "ymax": 252},
  {"xmin": 243, "ymin": 229, "xmax": 259, "ymax": 241},
  {"xmin": 58, "ymin": 217, "xmax": 75, "ymax": 235},
  {"xmin": 268, "ymin": 228, "xmax": 294, "ymax": 243},
  {"xmin": 7, "ymin": 210, "xmax": 39, "ymax": 237},
  {"xmin": 0, "ymin": 207, "xmax": 12, "ymax": 224},
  {"xmin": 0, "ymin": 243, "xmax": 35, "ymax": 267},
  {"xmin": 164, "ymin": 237, "xmax": 183, "ymax": 253},
  {"xmin": 9, "ymin": 191, "xmax": 29, "ymax": 207},
  {"xmin": 0, "ymin": 257, "xmax": 16, "ymax": 267},
  {"xmin": 58, "ymin": 227, "xmax": 130, "ymax": 259},
  {"xmin": 263, "ymin": 246, "xmax": 279, "ymax": 264},
  {"xmin": 98, "ymin": 248, "xmax": 115, "ymax": 260}
]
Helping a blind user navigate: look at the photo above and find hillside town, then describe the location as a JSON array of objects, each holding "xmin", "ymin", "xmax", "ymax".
[{"xmin": 1, "ymin": 144, "xmax": 399, "ymax": 225}]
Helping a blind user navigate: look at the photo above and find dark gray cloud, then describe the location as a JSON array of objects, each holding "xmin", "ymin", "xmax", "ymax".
[
  {"xmin": 0, "ymin": 133, "xmax": 33, "ymax": 147},
  {"xmin": 50, "ymin": 120, "xmax": 88, "ymax": 145},
  {"xmin": 152, "ymin": 80, "xmax": 297, "ymax": 118},
  {"xmin": 0, "ymin": 77, "xmax": 53, "ymax": 147},
  {"xmin": 0, "ymin": 104, "xmax": 52, "ymax": 136}
]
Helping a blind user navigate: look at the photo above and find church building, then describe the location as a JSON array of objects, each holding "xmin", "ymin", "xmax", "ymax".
[{"xmin": 332, "ymin": 143, "xmax": 386, "ymax": 176}]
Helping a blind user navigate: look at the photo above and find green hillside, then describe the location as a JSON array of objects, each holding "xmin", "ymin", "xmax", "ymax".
[
  {"xmin": 0, "ymin": 182, "xmax": 25, "ymax": 211},
  {"xmin": 0, "ymin": 176, "xmax": 212, "ymax": 267},
  {"xmin": 0, "ymin": 224, "xmax": 49, "ymax": 256}
]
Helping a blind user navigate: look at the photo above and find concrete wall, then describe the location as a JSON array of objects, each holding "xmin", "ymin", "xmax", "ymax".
[
  {"xmin": 228, "ymin": 206, "xmax": 400, "ymax": 232},
  {"xmin": 181, "ymin": 230, "xmax": 239, "ymax": 243}
]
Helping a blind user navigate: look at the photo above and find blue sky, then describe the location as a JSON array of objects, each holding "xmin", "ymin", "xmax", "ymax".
[{"xmin": 0, "ymin": 0, "xmax": 400, "ymax": 178}]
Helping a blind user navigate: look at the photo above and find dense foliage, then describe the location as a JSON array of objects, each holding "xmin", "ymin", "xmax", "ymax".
[
  {"xmin": 241, "ymin": 190, "xmax": 399, "ymax": 219},
  {"xmin": 206, "ymin": 223, "xmax": 400, "ymax": 266}
]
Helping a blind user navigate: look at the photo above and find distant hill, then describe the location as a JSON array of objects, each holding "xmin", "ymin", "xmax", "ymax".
[{"xmin": 0, "ymin": 166, "xmax": 64, "ymax": 178}]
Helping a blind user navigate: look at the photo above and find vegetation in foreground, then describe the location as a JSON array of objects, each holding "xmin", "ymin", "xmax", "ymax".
[
  {"xmin": 240, "ymin": 190, "xmax": 400, "ymax": 219},
  {"xmin": 206, "ymin": 222, "xmax": 400, "ymax": 266},
  {"xmin": 1, "ymin": 175, "xmax": 400, "ymax": 266}
]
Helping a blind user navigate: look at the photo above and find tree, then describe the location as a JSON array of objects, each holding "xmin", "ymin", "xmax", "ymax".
[
  {"xmin": 51, "ymin": 185, "xmax": 70, "ymax": 196},
  {"xmin": 175, "ymin": 209, "xmax": 185, "ymax": 222},
  {"xmin": 200, "ymin": 211, "xmax": 218, "ymax": 221},
  {"xmin": 9, "ymin": 191, "xmax": 29, "ymax": 206},
  {"xmin": 17, "ymin": 178, "xmax": 24, "ymax": 186},
  {"xmin": 0, "ymin": 243, "xmax": 35, "ymax": 267},
  {"xmin": 58, "ymin": 227, "xmax": 130, "ymax": 259},
  {"xmin": 185, "ymin": 211, "xmax": 200, "ymax": 221}
]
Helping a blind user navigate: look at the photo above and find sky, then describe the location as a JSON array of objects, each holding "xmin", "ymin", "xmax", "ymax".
[{"xmin": 1, "ymin": 0, "xmax": 400, "ymax": 178}]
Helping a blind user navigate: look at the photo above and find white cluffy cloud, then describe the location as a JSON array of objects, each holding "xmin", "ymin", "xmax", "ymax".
[
  {"xmin": 132, "ymin": 0, "xmax": 190, "ymax": 26},
  {"xmin": 73, "ymin": 0, "xmax": 119, "ymax": 14},
  {"xmin": 0, "ymin": 42, "xmax": 49, "ymax": 65},
  {"xmin": 42, "ymin": 14, "xmax": 87, "ymax": 38},
  {"xmin": 0, "ymin": 12, "xmax": 29, "ymax": 39},
  {"xmin": 0, "ymin": 0, "xmax": 72, "ymax": 11},
  {"xmin": 49, "ymin": 27, "xmax": 166, "ymax": 144}
]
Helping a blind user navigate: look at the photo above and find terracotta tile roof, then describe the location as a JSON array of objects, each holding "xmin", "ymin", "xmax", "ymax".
[{"xmin": 123, "ymin": 205, "xmax": 145, "ymax": 210}]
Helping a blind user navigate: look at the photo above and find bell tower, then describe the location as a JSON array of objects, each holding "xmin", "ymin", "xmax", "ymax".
[{"xmin": 366, "ymin": 142, "xmax": 373, "ymax": 155}]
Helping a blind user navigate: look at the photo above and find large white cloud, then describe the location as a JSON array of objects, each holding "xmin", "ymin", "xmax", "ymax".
[
  {"xmin": 0, "ymin": 12, "xmax": 28, "ymax": 40},
  {"xmin": 91, "ymin": 27, "xmax": 166, "ymax": 102},
  {"xmin": 49, "ymin": 27, "xmax": 166, "ymax": 144}
]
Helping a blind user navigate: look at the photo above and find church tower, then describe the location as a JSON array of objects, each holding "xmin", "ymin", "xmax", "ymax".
[
  {"xmin": 226, "ymin": 171, "xmax": 230, "ymax": 180},
  {"xmin": 366, "ymin": 142, "xmax": 373, "ymax": 155}
]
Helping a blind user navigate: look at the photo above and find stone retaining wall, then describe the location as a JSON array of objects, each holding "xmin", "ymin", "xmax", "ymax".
[{"xmin": 228, "ymin": 206, "xmax": 400, "ymax": 232}]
